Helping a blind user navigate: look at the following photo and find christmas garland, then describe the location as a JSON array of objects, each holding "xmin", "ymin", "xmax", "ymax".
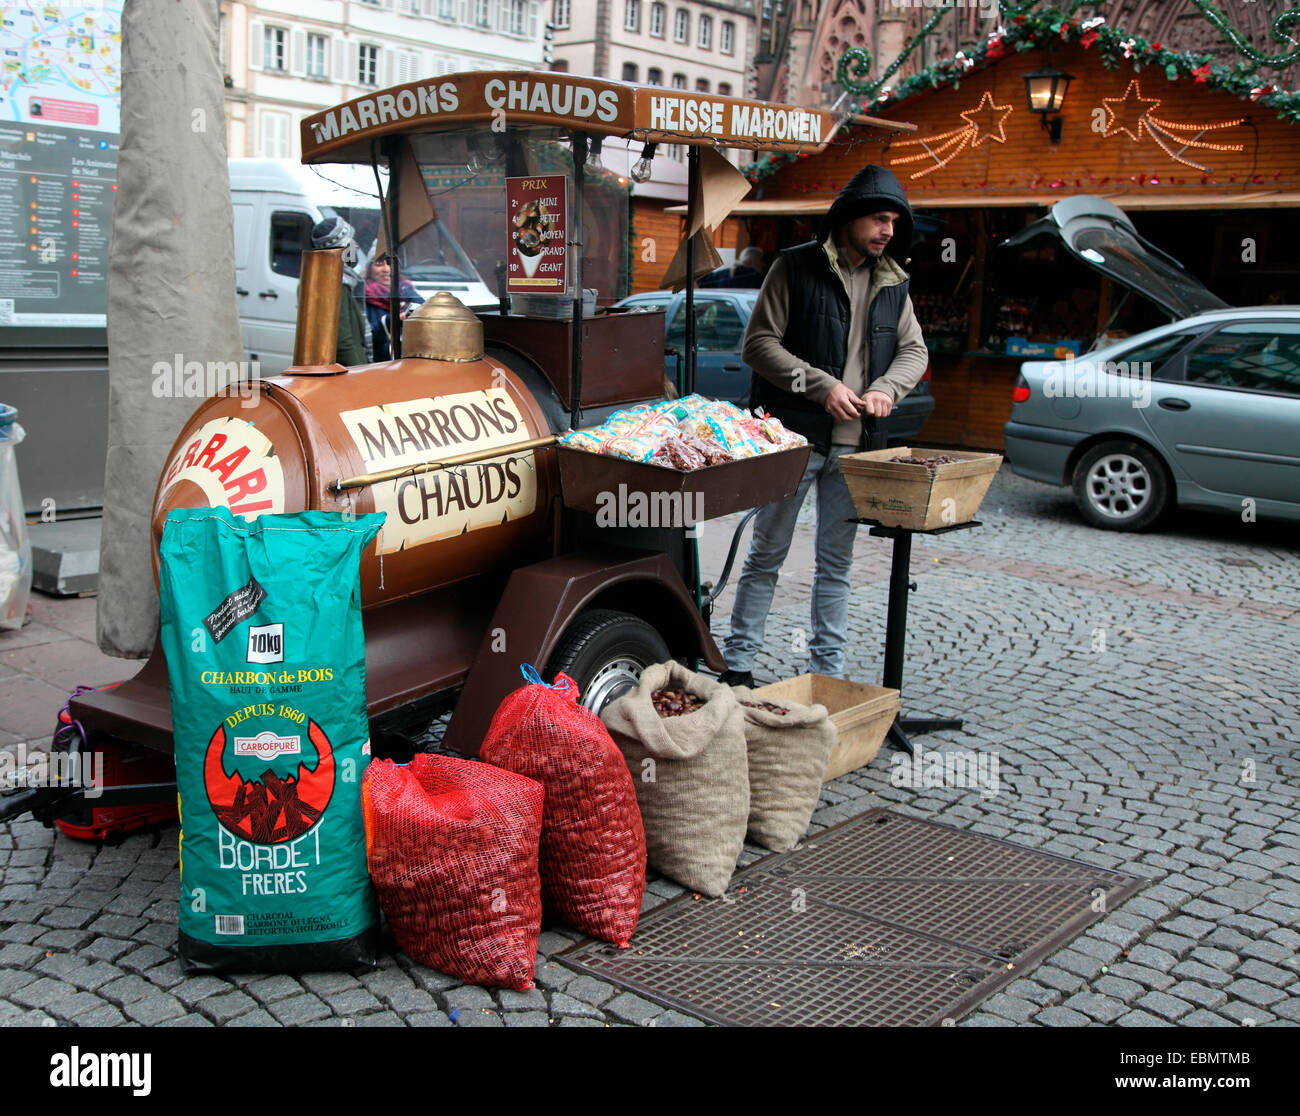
[{"xmin": 749, "ymin": 3, "xmax": 1300, "ymax": 184}]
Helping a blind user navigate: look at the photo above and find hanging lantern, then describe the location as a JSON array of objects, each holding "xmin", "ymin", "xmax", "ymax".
[{"xmin": 1022, "ymin": 65, "xmax": 1074, "ymax": 142}]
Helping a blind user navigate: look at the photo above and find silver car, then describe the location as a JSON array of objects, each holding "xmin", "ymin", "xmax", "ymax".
[{"xmin": 1002, "ymin": 198, "xmax": 1300, "ymax": 530}]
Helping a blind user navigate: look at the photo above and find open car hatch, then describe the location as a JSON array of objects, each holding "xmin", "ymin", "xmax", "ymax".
[{"xmin": 1002, "ymin": 195, "xmax": 1228, "ymax": 320}]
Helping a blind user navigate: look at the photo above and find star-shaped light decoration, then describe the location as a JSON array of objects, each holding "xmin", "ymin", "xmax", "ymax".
[
  {"xmin": 889, "ymin": 92, "xmax": 1015, "ymax": 179},
  {"xmin": 960, "ymin": 92, "xmax": 1015, "ymax": 147},
  {"xmin": 1102, "ymin": 80, "xmax": 1162, "ymax": 141},
  {"xmin": 1101, "ymin": 79, "xmax": 1244, "ymax": 171}
]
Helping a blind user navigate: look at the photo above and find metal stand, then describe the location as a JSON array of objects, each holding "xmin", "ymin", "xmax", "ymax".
[{"xmin": 854, "ymin": 518, "xmax": 983, "ymax": 756}]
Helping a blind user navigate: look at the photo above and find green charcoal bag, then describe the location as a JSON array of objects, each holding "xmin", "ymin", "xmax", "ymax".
[{"xmin": 158, "ymin": 506, "xmax": 385, "ymax": 972}]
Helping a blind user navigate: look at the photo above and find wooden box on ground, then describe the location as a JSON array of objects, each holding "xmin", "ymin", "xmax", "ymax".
[
  {"xmin": 838, "ymin": 447, "xmax": 1002, "ymax": 530},
  {"xmin": 751, "ymin": 674, "xmax": 900, "ymax": 782}
]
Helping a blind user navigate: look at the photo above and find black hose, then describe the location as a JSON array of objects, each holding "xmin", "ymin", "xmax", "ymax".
[{"xmin": 705, "ymin": 508, "xmax": 759, "ymax": 605}]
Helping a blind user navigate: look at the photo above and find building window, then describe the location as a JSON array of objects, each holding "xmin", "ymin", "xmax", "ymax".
[
  {"xmin": 673, "ymin": 9, "xmax": 687, "ymax": 43},
  {"xmin": 396, "ymin": 50, "xmax": 422, "ymax": 83},
  {"xmin": 671, "ymin": 72, "xmax": 685, "ymax": 89},
  {"xmin": 475, "ymin": 0, "xmax": 491, "ymax": 27},
  {"xmin": 718, "ymin": 81, "xmax": 731, "ymax": 96},
  {"xmin": 698, "ymin": 14, "xmax": 711, "ymax": 50},
  {"xmin": 554, "ymin": 0, "xmax": 570, "ymax": 28},
  {"xmin": 263, "ymin": 26, "xmax": 286, "ymax": 72},
  {"xmin": 695, "ymin": 78, "xmax": 709, "ymax": 92},
  {"xmin": 624, "ymin": 0, "xmax": 640, "ymax": 33},
  {"xmin": 260, "ymin": 111, "xmax": 290, "ymax": 158},
  {"xmin": 721, "ymin": 20, "xmax": 734, "ymax": 55},
  {"xmin": 647, "ymin": 66, "xmax": 663, "ymax": 85},
  {"xmin": 649, "ymin": 2, "xmax": 664, "ymax": 37},
  {"xmin": 358, "ymin": 44, "xmax": 378, "ymax": 86},
  {"xmin": 305, "ymin": 33, "xmax": 327, "ymax": 78},
  {"xmin": 437, "ymin": 0, "xmax": 455, "ymax": 18},
  {"xmin": 622, "ymin": 62, "xmax": 639, "ymax": 82},
  {"xmin": 501, "ymin": 0, "xmax": 525, "ymax": 35}
]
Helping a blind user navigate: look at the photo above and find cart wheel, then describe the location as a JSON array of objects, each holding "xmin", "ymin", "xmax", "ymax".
[
  {"xmin": 546, "ymin": 609, "xmax": 670, "ymax": 716},
  {"xmin": 1071, "ymin": 440, "xmax": 1170, "ymax": 532}
]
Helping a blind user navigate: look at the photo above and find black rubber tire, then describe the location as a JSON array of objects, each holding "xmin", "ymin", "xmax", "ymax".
[
  {"xmin": 1071, "ymin": 439, "xmax": 1170, "ymax": 531},
  {"xmin": 545, "ymin": 608, "xmax": 671, "ymax": 715}
]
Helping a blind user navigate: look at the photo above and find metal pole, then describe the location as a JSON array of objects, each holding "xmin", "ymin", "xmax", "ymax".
[
  {"xmin": 684, "ymin": 145, "xmax": 699, "ymax": 397},
  {"xmin": 385, "ymin": 138, "xmax": 403, "ymax": 359},
  {"xmin": 570, "ymin": 132, "xmax": 587, "ymax": 431}
]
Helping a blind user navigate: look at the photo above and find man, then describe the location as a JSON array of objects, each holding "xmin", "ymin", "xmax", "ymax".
[
  {"xmin": 699, "ymin": 245, "xmax": 766, "ymax": 289},
  {"xmin": 310, "ymin": 216, "xmax": 368, "ymax": 366},
  {"xmin": 719, "ymin": 164, "xmax": 928, "ymax": 687}
]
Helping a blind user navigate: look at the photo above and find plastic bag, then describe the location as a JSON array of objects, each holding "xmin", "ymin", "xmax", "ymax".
[
  {"xmin": 481, "ymin": 666, "xmax": 646, "ymax": 947},
  {"xmin": 0, "ymin": 406, "xmax": 31, "ymax": 631},
  {"xmin": 159, "ymin": 506, "xmax": 384, "ymax": 972},
  {"xmin": 363, "ymin": 753, "xmax": 544, "ymax": 990}
]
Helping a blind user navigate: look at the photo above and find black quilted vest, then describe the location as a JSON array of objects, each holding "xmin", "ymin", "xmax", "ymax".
[{"xmin": 752, "ymin": 240, "xmax": 910, "ymax": 454}]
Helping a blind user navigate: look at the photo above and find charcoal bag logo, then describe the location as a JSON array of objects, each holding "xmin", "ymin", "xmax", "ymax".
[{"xmin": 204, "ymin": 717, "xmax": 335, "ymax": 844}]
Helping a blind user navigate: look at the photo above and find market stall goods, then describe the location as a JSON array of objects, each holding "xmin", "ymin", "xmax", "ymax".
[
  {"xmin": 560, "ymin": 395, "xmax": 807, "ymax": 472},
  {"xmin": 362, "ymin": 754, "xmax": 544, "ymax": 991},
  {"xmin": 480, "ymin": 668, "xmax": 646, "ymax": 948},
  {"xmin": 601, "ymin": 662, "xmax": 748, "ymax": 897},
  {"xmin": 733, "ymin": 688, "xmax": 837, "ymax": 853},
  {"xmin": 159, "ymin": 507, "xmax": 385, "ymax": 973}
]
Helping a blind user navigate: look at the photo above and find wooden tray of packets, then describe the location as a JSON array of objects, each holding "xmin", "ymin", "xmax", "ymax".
[
  {"xmin": 556, "ymin": 442, "xmax": 811, "ymax": 526},
  {"xmin": 838, "ymin": 447, "xmax": 1002, "ymax": 530}
]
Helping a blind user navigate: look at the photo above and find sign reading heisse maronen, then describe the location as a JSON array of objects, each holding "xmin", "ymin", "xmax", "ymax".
[{"xmin": 300, "ymin": 72, "xmax": 836, "ymax": 160}]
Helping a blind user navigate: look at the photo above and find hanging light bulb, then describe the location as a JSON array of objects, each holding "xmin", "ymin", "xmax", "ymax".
[
  {"xmin": 585, "ymin": 134, "xmax": 604, "ymax": 170},
  {"xmin": 631, "ymin": 142, "xmax": 657, "ymax": 183},
  {"xmin": 466, "ymin": 137, "xmax": 488, "ymax": 175}
]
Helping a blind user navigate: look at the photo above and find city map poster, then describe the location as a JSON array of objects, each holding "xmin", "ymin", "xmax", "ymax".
[
  {"xmin": 506, "ymin": 174, "xmax": 568, "ymax": 295},
  {"xmin": 0, "ymin": 2, "xmax": 123, "ymax": 328}
]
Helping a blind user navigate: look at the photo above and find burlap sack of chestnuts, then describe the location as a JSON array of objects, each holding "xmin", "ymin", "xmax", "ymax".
[
  {"xmin": 734, "ymin": 689, "xmax": 837, "ymax": 853},
  {"xmin": 600, "ymin": 662, "xmax": 748, "ymax": 897}
]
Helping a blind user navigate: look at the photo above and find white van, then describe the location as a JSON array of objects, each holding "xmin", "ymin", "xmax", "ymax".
[{"xmin": 229, "ymin": 158, "xmax": 495, "ymax": 373}]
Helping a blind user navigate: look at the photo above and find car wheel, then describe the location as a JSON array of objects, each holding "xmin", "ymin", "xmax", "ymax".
[
  {"xmin": 545, "ymin": 609, "xmax": 670, "ymax": 716},
  {"xmin": 1071, "ymin": 440, "xmax": 1170, "ymax": 531}
]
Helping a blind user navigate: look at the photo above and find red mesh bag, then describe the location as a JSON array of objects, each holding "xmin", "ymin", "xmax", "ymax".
[
  {"xmin": 362, "ymin": 753, "xmax": 544, "ymax": 990},
  {"xmin": 480, "ymin": 666, "xmax": 646, "ymax": 947}
]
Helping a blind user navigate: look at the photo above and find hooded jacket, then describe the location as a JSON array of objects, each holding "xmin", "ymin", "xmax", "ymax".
[{"xmin": 743, "ymin": 164, "xmax": 928, "ymax": 453}]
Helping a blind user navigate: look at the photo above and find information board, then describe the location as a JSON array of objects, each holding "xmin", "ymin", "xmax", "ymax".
[{"xmin": 0, "ymin": 2, "xmax": 122, "ymax": 328}]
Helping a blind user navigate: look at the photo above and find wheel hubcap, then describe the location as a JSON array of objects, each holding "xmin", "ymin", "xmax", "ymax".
[
  {"xmin": 1085, "ymin": 453, "xmax": 1151, "ymax": 520},
  {"xmin": 582, "ymin": 656, "xmax": 647, "ymax": 714}
]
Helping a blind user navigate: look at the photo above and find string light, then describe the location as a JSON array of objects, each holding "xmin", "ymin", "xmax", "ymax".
[
  {"xmin": 1102, "ymin": 79, "xmax": 1245, "ymax": 172},
  {"xmin": 888, "ymin": 92, "xmax": 1013, "ymax": 179}
]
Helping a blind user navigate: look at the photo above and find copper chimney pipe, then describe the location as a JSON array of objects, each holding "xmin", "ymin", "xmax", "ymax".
[{"xmin": 291, "ymin": 248, "xmax": 343, "ymax": 371}]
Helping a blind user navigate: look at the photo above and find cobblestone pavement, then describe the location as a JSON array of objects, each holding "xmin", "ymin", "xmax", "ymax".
[{"xmin": 2, "ymin": 467, "xmax": 1298, "ymax": 1027}]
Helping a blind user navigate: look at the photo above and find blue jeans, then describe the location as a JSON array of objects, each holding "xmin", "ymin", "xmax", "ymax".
[{"xmin": 724, "ymin": 445, "xmax": 859, "ymax": 678}]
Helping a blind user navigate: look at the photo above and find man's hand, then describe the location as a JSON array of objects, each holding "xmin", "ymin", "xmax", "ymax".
[
  {"xmin": 825, "ymin": 382, "xmax": 864, "ymax": 422},
  {"xmin": 860, "ymin": 389, "xmax": 894, "ymax": 418}
]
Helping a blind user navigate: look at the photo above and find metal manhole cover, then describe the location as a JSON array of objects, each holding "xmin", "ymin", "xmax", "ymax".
[{"xmin": 559, "ymin": 808, "xmax": 1145, "ymax": 1026}]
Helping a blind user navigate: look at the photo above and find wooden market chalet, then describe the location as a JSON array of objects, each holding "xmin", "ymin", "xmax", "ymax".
[{"xmin": 640, "ymin": 6, "xmax": 1300, "ymax": 451}]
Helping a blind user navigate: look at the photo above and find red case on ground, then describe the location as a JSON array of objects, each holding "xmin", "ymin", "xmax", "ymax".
[{"xmin": 51, "ymin": 693, "xmax": 178, "ymax": 841}]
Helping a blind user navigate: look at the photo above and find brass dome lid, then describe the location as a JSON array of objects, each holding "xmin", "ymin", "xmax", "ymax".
[{"xmin": 401, "ymin": 291, "xmax": 484, "ymax": 362}]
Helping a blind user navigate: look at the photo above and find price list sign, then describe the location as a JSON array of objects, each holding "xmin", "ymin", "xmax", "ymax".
[{"xmin": 505, "ymin": 175, "xmax": 567, "ymax": 295}]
